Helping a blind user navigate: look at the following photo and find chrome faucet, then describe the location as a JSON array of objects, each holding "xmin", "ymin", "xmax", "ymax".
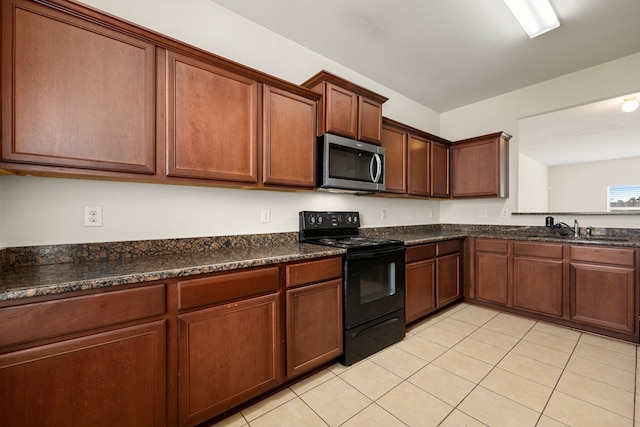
[{"xmin": 573, "ymin": 219, "xmax": 579, "ymax": 237}]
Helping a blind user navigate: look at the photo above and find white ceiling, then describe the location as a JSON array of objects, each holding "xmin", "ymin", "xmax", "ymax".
[
  {"xmin": 210, "ymin": 0, "xmax": 640, "ymax": 113},
  {"xmin": 519, "ymin": 92, "xmax": 640, "ymax": 166}
]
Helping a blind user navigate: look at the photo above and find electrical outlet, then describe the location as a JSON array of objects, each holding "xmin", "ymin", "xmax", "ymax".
[
  {"xmin": 501, "ymin": 209, "xmax": 509, "ymax": 218},
  {"xmin": 476, "ymin": 209, "xmax": 487, "ymax": 218},
  {"xmin": 381, "ymin": 209, "xmax": 387, "ymax": 220},
  {"xmin": 84, "ymin": 205, "xmax": 103, "ymax": 227},
  {"xmin": 428, "ymin": 209, "xmax": 433, "ymax": 220},
  {"xmin": 261, "ymin": 208, "xmax": 271, "ymax": 223}
]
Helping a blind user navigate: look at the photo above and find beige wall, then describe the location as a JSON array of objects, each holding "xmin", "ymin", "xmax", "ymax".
[
  {"xmin": 440, "ymin": 52, "xmax": 640, "ymax": 228},
  {"xmin": 0, "ymin": 0, "xmax": 440, "ymax": 248},
  {"xmin": 1, "ymin": 0, "xmax": 639, "ymax": 247},
  {"xmin": 548, "ymin": 156, "xmax": 640, "ymax": 212},
  {"xmin": 518, "ymin": 154, "xmax": 549, "ymax": 212}
]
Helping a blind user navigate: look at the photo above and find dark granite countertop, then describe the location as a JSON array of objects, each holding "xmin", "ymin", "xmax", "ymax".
[
  {"xmin": 0, "ymin": 240, "xmax": 343, "ymax": 303},
  {"xmin": 2, "ymin": 225, "xmax": 640, "ymax": 304}
]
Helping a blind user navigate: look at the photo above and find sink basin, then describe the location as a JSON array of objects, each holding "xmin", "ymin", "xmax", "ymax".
[
  {"xmin": 525, "ymin": 234, "xmax": 629, "ymax": 242},
  {"xmin": 578, "ymin": 236, "xmax": 629, "ymax": 242}
]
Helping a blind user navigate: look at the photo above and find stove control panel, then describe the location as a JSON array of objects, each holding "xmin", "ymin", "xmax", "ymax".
[{"xmin": 299, "ymin": 211, "xmax": 360, "ymax": 230}]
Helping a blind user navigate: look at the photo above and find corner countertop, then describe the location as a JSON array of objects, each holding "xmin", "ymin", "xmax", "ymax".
[{"xmin": 2, "ymin": 225, "xmax": 640, "ymax": 304}]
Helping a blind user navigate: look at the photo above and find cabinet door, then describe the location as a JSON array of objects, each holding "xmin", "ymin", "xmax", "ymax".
[
  {"xmin": 430, "ymin": 141, "xmax": 450, "ymax": 198},
  {"xmin": 324, "ymin": 83, "xmax": 358, "ymax": 139},
  {"xmin": 358, "ymin": 97, "xmax": 383, "ymax": 144},
  {"xmin": 1, "ymin": 0, "xmax": 156, "ymax": 175},
  {"xmin": 436, "ymin": 253, "xmax": 461, "ymax": 307},
  {"xmin": 263, "ymin": 85, "xmax": 317, "ymax": 188},
  {"xmin": 570, "ymin": 263, "xmax": 636, "ymax": 334},
  {"xmin": 407, "ymin": 134, "xmax": 430, "ymax": 197},
  {"xmin": 380, "ymin": 123, "xmax": 407, "ymax": 194},
  {"xmin": 405, "ymin": 259, "xmax": 436, "ymax": 323},
  {"xmin": 286, "ymin": 279, "xmax": 342, "ymax": 378},
  {"xmin": 166, "ymin": 50, "xmax": 258, "ymax": 183},
  {"xmin": 451, "ymin": 133, "xmax": 508, "ymax": 198},
  {"xmin": 0, "ymin": 321, "xmax": 166, "ymax": 427},
  {"xmin": 475, "ymin": 251, "xmax": 509, "ymax": 305},
  {"xmin": 513, "ymin": 257, "xmax": 563, "ymax": 316},
  {"xmin": 178, "ymin": 293, "xmax": 281, "ymax": 426}
]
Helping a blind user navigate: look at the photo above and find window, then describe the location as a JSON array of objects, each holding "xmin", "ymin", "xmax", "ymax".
[{"xmin": 608, "ymin": 185, "xmax": 640, "ymax": 212}]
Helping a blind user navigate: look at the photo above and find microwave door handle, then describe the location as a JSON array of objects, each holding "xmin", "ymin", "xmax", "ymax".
[{"xmin": 370, "ymin": 153, "xmax": 382, "ymax": 183}]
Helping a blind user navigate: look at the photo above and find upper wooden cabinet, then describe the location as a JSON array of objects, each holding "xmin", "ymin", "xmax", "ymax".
[
  {"xmin": 1, "ymin": 0, "xmax": 156, "ymax": 176},
  {"xmin": 165, "ymin": 50, "xmax": 259, "ymax": 184},
  {"xmin": 1, "ymin": 0, "xmax": 320, "ymax": 191},
  {"xmin": 431, "ymin": 141, "xmax": 450, "ymax": 198},
  {"xmin": 262, "ymin": 85, "xmax": 318, "ymax": 188},
  {"xmin": 380, "ymin": 117, "xmax": 450, "ymax": 198},
  {"xmin": 302, "ymin": 71, "xmax": 387, "ymax": 144},
  {"xmin": 451, "ymin": 132, "xmax": 510, "ymax": 198},
  {"xmin": 408, "ymin": 134, "xmax": 430, "ymax": 197},
  {"xmin": 164, "ymin": 52, "xmax": 319, "ymax": 189},
  {"xmin": 380, "ymin": 122, "xmax": 408, "ymax": 194}
]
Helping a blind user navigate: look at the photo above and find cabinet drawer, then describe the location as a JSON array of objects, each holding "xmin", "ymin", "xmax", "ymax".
[
  {"xmin": 475, "ymin": 239, "xmax": 508, "ymax": 254},
  {"xmin": 437, "ymin": 239, "xmax": 461, "ymax": 257},
  {"xmin": 406, "ymin": 244, "xmax": 435, "ymax": 263},
  {"xmin": 513, "ymin": 242, "xmax": 562, "ymax": 259},
  {"xmin": 178, "ymin": 266, "xmax": 280, "ymax": 310},
  {"xmin": 0, "ymin": 284, "xmax": 165, "ymax": 349},
  {"xmin": 570, "ymin": 246, "xmax": 636, "ymax": 267},
  {"xmin": 286, "ymin": 257, "xmax": 342, "ymax": 288}
]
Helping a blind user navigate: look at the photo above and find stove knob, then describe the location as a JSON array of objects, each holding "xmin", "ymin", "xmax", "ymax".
[{"xmin": 317, "ymin": 216, "xmax": 323, "ymax": 224}]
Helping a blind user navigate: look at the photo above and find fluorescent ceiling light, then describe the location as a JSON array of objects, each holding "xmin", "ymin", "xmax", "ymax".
[
  {"xmin": 504, "ymin": 0, "xmax": 560, "ymax": 38},
  {"xmin": 622, "ymin": 97, "xmax": 639, "ymax": 113}
]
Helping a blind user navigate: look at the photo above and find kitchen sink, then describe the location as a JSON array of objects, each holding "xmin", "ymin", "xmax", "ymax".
[{"xmin": 526, "ymin": 234, "xmax": 629, "ymax": 242}]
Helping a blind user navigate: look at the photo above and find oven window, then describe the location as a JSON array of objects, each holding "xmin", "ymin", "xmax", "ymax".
[{"xmin": 360, "ymin": 263, "xmax": 396, "ymax": 304}]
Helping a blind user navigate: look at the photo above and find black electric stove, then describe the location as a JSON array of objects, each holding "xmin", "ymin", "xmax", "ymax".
[{"xmin": 299, "ymin": 211, "xmax": 406, "ymax": 365}]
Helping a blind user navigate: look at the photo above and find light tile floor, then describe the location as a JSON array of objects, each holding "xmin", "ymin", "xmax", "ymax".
[{"xmin": 211, "ymin": 303, "xmax": 639, "ymax": 426}]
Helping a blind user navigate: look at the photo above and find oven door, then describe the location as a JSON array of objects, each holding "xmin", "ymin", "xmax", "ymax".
[{"xmin": 343, "ymin": 246, "xmax": 405, "ymax": 329}]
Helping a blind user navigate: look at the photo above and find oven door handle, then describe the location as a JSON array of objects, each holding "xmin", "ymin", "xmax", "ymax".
[{"xmin": 346, "ymin": 246, "xmax": 405, "ymax": 260}]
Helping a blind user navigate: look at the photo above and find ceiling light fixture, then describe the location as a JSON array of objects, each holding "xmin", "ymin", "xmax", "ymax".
[
  {"xmin": 504, "ymin": 0, "xmax": 560, "ymax": 38},
  {"xmin": 622, "ymin": 97, "xmax": 639, "ymax": 113}
]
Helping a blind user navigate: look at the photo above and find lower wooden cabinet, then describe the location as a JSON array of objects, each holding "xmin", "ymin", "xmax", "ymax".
[
  {"xmin": 178, "ymin": 293, "xmax": 281, "ymax": 426},
  {"xmin": 0, "ymin": 321, "xmax": 167, "ymax": 427},
  {"xmin": 436, "ymin": 240, "xmax": 462, "ymax": 307},
  {"xmin": 286, "ymin": 279, "xmax": 342, "ymax": 377},
  {"xmin": 474, "ymin": 239, "xmax": 509, "ymax": 305},
  {"xmin": 405, "ymin": 244, "xmax": 436, "ymax": 323},
  {"xmin": 470, "ymin": 239, "xmax": 639, "ymax": 342},
  {"xmin": 405, "ymin": 240, "xmax": 462, "ymax": 323},
  {"xmin": 569, "ymin": 245, "xmax": 637, "ymax": 334},
  {"xmin": 285, "ymin": 257, "xmax": 343, "ymax": 378},
  {"xmin": 513, "ymin": 242, "xmax": 563, "ymax": 316}
]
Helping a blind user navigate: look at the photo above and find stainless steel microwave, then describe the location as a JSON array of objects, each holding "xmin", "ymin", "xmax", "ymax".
[{"xmin": 318, "ymin": 133, "xmax": 386, "ymax": 193}]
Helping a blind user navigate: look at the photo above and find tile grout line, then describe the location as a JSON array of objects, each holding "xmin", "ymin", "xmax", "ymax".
[
  {"xmin": 446, "ymin": 314, "xmax": 541, "ymax": 425},
  {"xmin": 532, "ymin": 329, "xmax": 582, "ymax": 426}
]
